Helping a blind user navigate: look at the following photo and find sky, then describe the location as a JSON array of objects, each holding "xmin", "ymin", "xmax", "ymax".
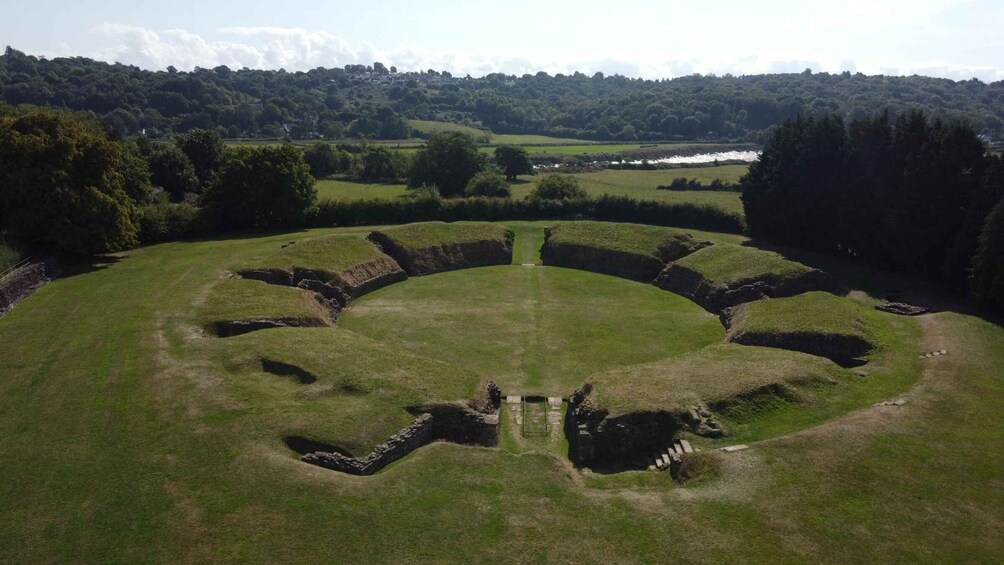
[{"xmin": 2, "ymin": 0, "xmax": 1004, "ymax": 81}]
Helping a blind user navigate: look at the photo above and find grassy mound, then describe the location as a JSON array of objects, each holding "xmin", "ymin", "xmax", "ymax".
[
  {"xmin": 368, "ymin": 221, "xmax": 514, "ymax": 275},
  {"xmin": 655, "ymin": 244, "xmax": 837, "ymax": 311},
  {"xmin": 235, "ymin": 234, "xmax": 406, "ymax": 297},
  {"xmin": 198, "ymin": 278, "xmax": 333, "ymax": 336},
  {"xmin": 206, "ymin": 326, "xmax": 484, "ymax": 454},
  {"xmin": 571, "ymin": 343, "xmax": 845, "ymax": 463},
  {"xmin": 723, "ymin": 291, "xmax": 882, "ymax": 366},
  {"xmin": 540, "ymin": 220, "xmax": 710, "ymax": 281},
  {"xmin": 583, "ymin": 343, "xmax": 844, "ymax": 417}
]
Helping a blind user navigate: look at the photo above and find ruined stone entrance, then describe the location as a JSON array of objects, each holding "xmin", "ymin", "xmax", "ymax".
[{"xmin": 506, "ymin": 395, "xmax": 564, "ymax": 439}]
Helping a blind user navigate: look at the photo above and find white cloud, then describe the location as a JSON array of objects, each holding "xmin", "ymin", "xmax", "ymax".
[{"xmin": 49, "ymin": 23, "xmax": 1004, "ymax": 82}]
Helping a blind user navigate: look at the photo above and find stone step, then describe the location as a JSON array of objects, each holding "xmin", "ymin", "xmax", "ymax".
[{"xmin": 680, "ymin": 439, "xmax": 693, "ymax": 454}]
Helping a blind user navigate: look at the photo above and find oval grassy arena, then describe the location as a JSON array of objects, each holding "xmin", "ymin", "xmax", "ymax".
[
  {"xmin": 339, "ymin": 265, "xmax": 724, "ymax": 393},
  {"xmin": 193, "ymin": 220, "xmax": 918, "ymax": 473},
  {"xmin": 2, "ymin": 219, "xmax": 1002, "ymax": 562}
]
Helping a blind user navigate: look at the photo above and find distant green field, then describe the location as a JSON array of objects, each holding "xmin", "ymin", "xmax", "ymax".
[
  {"xmin": 315, "ymin": 179, "xmax": 410, "ymax": 201},
  {"xmin": 512, "ymin": 168, "xmax": 747, "ymax": 213},
  {"xmin": 315, "ymin": 168, "xmax": 747, "ymax": 214},
  {"xmin": 408, "ymin": 120, "xmax": 491, "ymax": 140}
]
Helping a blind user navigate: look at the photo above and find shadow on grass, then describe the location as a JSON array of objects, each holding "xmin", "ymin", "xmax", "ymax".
[{"xmin": 738, "ymin": 238, "xmax": 1004, "ymax": 327}]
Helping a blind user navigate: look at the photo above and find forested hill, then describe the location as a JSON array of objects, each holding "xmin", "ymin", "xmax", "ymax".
[{"xmin": 3, "ymin": 46, "xmax": 1003, "ymax": 142}]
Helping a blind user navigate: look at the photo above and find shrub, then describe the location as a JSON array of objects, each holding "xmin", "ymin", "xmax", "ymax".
[
  {"xmin": 465, "ymin": 166, "xmax": 511, "ymax": 197},
  {"xmin": 137, "ymin": 193, "xmax": 202, "ymax": 244},
  {"xmin": 529, "ymin": 174, "xmax": 587, "ymax": 200}
]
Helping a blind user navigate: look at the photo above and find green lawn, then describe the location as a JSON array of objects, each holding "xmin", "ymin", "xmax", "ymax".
[
  {"xmin": 0, "ymin": 221, "xmax": 1001, "ymax": 562},
  {"xmin": 316, "ymin": 179, "xmax": 410, "ymax": 201},
  {"xmin": 339, "ymin": 264, "xmax": 724, "ymax": 394},
  {"xmin": 372, "ymin": 221, "xmax": 511, "ymax": 250}
]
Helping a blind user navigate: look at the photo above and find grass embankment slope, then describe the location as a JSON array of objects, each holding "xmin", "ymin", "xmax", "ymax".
[
  {"xmin": 542, "ymin": 220, "xmax": 705, "ymax": 260},
  {"xmin": 675, "ymin": 243, "xmax": 815, "ymax": 286},
  {"xmin": 371, "ymin": 221, "xmax": 512, "ymax": 250},
  {"xmin": 236, "ymin": 234, "xmax": 390, "ymax": 277},
  {"xmin": 0, "ymin": 222, "xmax": 1001, "ymax": 562},
  {"xmin": 197, "ymin": 278, "xmax": 332, "ymax": 335},
  {"xmin": 725, "ymin": 291, "xmax": 885, "ymax": 363}
]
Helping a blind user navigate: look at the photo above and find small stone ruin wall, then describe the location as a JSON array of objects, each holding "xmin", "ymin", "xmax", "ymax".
[
  {"xmin": 367, "ymin": 231, "xmax": 514, "ymax": 276},
  {"xmin": 302, "ymin": 414, "xmax": 436, "ymax": 475},
  {"xmin": 301, "ymin": 381, "xmax": 502, "ymax": 475},
  {"xmin": 0, "ymin": 262, "xmax": 49, "ymax": 316}
]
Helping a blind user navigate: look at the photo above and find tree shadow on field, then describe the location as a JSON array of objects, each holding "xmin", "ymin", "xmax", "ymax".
[
  {"xmin": 54, "ymin": 254, "xmax": 123, "ymax": 279},
  {"xmin": 739, "ymin": 238, "xmax": 1004, "ymax": 326}
]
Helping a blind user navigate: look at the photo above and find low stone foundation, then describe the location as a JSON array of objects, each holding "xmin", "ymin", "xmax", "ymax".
[
  {"xmin": 302, "ymin": 414, "xmax": 436, "ymax": 475},
  {"xmin": 0, "ymin": 262, "xmax": 49, "ymax": 316},
  {"xmin": 301, "ymin": 381, "xmax": 502, "ymax": 475}
]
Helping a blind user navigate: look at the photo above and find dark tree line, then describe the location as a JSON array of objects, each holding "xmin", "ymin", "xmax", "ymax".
[
  {"xmin": 3, "ymin": 47, "xmax": 1004, "ymax": 142},
  {"xmin": 741, "ymin": 111, "xmax": 1004, "ymax": 311}
]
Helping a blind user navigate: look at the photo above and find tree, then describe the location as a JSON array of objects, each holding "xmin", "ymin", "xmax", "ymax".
[
  {"xmin": 408, "ymin": 132, "xmax": 486, "ymax": 197},
  {"xmin": 356, "ymin": 146, "xmax": 408, "ymax": 181},
  {"xmin": 465, "ymin": 166, "xmax": 511, "ymax": 197},
  {"xmin": 0, "ymin": 109, "xmax": 139, "ymax": 255},
  {"xmin": 303, "ymin": 142, "xmax": 352, "ymax": 178},
  {"xmin": 201, "ymin": 145, "xmax": 317, "ymax": 230},
  {"xmin": 145, "ymin": 142, "xmax": 200, "ymax": 202},
  {"xmin": 971, "ymin": 197, "xmax": 1004, "ymax": 312},
  {"xmin": 528, "ymin": 174, "xmax": 586, "ymax": 200},
  {"xmin": 174, "ymin": 129, "xmax": 225, "ymax": 188},
  {"xmin": 494, "ymin": 145, "xmax": 533, "ymax": 181}
]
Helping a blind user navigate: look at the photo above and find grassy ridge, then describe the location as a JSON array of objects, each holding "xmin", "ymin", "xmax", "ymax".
[
  {"xmin": 197, "ymin": 278, "xmax": 330, "ymax": 331},
  {"xmin": 674, "ymin": 244, "xmax": 814, "ymax": 285},
  {"xmin": 728, "ymin": 291, "xmax": 880, "ymax": 343},
  {"xmin": 237, "ymin": 234, "xmax": 389, "ymax": 277},
  {"xmin": 588, "ymin": 343, "xmax": 846, "ymax": 416},
  {"xmin": 372, "ymin": 221, "xmax": 512, "ymax": 250},
  {"xmin": 543, "ymin": 220, "xmax": 705, "ymax": 259}
]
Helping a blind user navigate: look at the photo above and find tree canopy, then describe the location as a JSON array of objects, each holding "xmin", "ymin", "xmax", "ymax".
[
  {"xmin": 494, "ymin": 145, "xmax": 534, "ymax": 181},
  {"xmin": 3, "ymin": 47, "xmax": 1003, "ymax": 143},
  {"xmin": 408, "ymin": 132, "xmax": 486, "ymax": 197},
  {"xmin": 201, "ymin": 145, "xmax": 317, "ymax": 230},
  {"xmin": 0, "ymin": 109, "xmax": 140, "ymax": 255}
]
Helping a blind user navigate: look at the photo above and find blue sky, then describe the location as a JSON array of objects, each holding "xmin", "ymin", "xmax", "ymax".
[{"xmin": 2, "ymin": 0, "xmax": 1003, "ymax": 81}]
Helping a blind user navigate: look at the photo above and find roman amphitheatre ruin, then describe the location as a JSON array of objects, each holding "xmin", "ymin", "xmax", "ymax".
[{"xmin": 194, "ymin": 220, "xmax": 923, "ymax": 480}]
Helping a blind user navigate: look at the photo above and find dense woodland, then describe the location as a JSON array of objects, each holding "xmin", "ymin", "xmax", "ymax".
[
  {"xmin": 741, "ymin": 111, "xmax": 1004, "ymax": 311},
  {"xmin": 3, "ymin": 47, "xmax": 1004, "ymax": 142}
]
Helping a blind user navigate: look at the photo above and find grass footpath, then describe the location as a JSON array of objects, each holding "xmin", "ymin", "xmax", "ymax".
[{"xmin": 0, "ymin": 222, "xmax": 1001, "ymax": 562}]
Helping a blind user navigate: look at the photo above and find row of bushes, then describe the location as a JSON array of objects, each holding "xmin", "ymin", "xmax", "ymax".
[
  {"xmin": 657, "ymin": 178, "xmax": 740, "ymax": 192},
  {"xmin": 313, "ymin": 194, "xmax": 745, "ymax": 234}
]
